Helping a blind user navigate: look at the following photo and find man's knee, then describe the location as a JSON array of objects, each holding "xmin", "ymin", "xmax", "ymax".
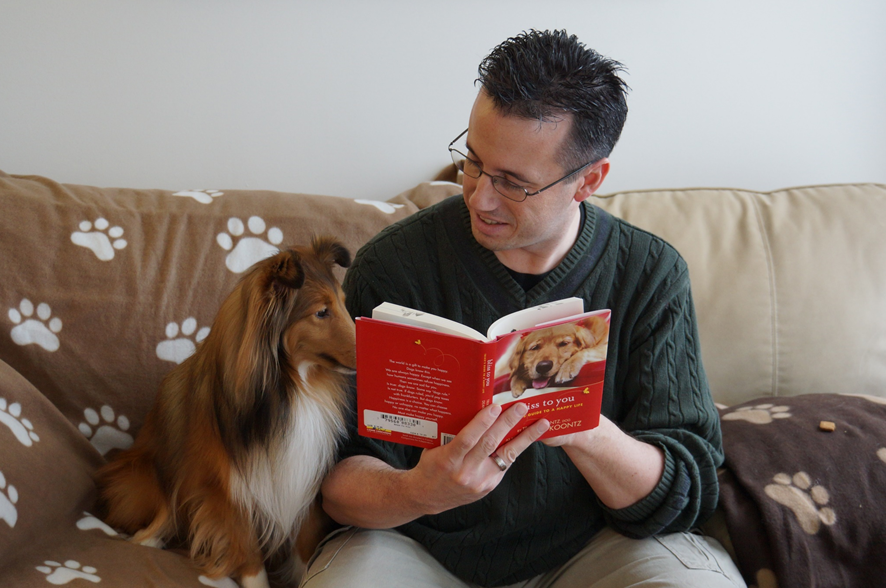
[
  {"xmin": 300, "ymin": 528, "xmax": 466, "ymax": 588},
  {"xmin": 649, "ymin": 532, "xmax": 745, "ymax": 587},
  {"xmin": 548, "ymin": 528, "xmax": 745, "ymax": 588}
]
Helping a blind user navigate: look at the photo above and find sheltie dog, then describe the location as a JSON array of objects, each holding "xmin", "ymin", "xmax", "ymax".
[{"xmin": 97, "ymin": 237, "xmax": 355, "ymax": 588}]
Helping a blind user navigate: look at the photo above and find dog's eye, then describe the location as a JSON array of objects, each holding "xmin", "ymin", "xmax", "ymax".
[
  {"xmin": 558, "ymin": 339, "xmax": 573, "ymax": 347},
  {"xmin": 529, "ymin": 344, "xmax": 541, "ymax": 351},
  {"xmin": 315, "ymin": 308, "xmax": 330, "ymax": 319}
]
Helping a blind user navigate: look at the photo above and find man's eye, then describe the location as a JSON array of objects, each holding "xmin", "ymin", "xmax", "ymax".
[{"xmin": 500, "ymin": 178, "xmax": 524, "ymax": 191}]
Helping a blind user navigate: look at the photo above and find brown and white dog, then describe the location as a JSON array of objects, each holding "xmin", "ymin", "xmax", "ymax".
[
  {"xmin": 508, "ymin": 315, "xmax": 609, "ymax": 398},
  {"xmin": 97, "ymin": 237, "xmax": 355, "ymax": 588}
]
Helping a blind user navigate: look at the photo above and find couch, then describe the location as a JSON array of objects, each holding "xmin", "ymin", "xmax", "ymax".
[{"xmin": 1, "ymin": 168, "xmax": 884, "ymax": 588}]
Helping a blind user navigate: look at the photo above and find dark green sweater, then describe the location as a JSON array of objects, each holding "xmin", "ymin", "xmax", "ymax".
[{"xmin": 340, "ymin": 196, "xmax": 723, "ymax": 587}]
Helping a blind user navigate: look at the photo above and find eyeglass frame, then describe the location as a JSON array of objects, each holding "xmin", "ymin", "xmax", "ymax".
[{"xmin": 448, "ymin": 128, "xmax": 595, "ymax": 202}]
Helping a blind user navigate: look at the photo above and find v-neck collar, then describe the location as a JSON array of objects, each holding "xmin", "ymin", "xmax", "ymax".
[{"xmin": 439, "ymin": 196, "xmax": 612, "ymax": 317}]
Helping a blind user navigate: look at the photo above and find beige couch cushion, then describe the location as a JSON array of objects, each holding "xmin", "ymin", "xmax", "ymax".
[
  {"xmin": 591, "ymin": 184, "xmax": 886, "ymax": 405},
  {"xmin": 394, "ymin": 181, "xmax": 886, "ymax": 406}
]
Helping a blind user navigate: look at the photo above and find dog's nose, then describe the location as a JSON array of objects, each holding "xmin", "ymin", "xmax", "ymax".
[{"xmin": 536, "ymin": 361, "xmax": 554, "ymax": 374}]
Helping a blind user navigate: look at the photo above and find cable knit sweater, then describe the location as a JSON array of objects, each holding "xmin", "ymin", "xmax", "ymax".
[{"xmin": 339, "ymin": 195, "xmax": 723, "ymax": 587}]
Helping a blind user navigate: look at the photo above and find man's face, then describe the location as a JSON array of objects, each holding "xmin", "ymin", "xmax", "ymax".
[{"xmin": 462, "ymin": 92, "xmax": 592, "ymax": 273}]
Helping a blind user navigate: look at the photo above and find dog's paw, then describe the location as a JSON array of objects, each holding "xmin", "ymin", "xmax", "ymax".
[
  {"xmin": 510, "ymin": 378, "xmax": 527, "ymax": 398},
  {"xmin": 554, "ymin": 356, "xmax": 585, "ymax": 384}
]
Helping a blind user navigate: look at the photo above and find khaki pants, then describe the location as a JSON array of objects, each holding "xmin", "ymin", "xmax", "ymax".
[{"xmin": 300, "ymin": 526, "xmax": 746, "ymax": 588}]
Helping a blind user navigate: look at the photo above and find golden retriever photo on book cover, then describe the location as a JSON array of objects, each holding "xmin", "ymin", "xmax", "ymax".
[{"xmin": 492, "ymin": 313, "xmax": 609, "ymax": 403}]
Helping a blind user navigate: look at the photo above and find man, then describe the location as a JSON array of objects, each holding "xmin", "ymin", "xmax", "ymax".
[{"xmin": 303, "ymin": 30, "xmax": 745, "ymax": 588}]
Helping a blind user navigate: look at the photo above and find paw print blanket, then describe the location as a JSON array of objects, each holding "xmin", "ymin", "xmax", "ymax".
[
  {"xmin": 0, "ymin": 170, "xmax": 445, "ymax": 585},
  {"xmin": 718, "ymin": 394, "xmax": 886, "ymax": 588}
]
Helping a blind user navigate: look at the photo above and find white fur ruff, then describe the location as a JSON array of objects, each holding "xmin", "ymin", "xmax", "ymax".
[{"xmin": 229, "ymin": 382, "xmax": 344, "ymax": 553}]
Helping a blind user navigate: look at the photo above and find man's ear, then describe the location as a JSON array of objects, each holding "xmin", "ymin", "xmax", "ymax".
[{"xmin": 573, "ymin": 158, "xmax": 610, "ymax": 203}]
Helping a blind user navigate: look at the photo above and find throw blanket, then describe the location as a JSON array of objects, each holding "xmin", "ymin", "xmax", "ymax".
[{"xmin": 718, "ymin": 394, "xmax": 886, "ymax": 588}]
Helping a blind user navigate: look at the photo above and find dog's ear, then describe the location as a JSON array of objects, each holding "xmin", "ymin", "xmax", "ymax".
[
  {"xmin": 270, "ymin": 250, "xmax": 306, "ymax": 291},
  {"xmin": 574, "ymin": 322, "xmax": 596, "ymax": 349},
  {"xmin": 312, "ymin": 235, "xmax": 352, "ymax": 269},
  {"xmin": 219, "ymin": 250, "xmax": 303, "ymax": 455},
  {"xmin": 576, "ymin": 316, "xmax": 608, "ymax": 348},
  {"xmin": 509, "ymin": 336, "xmax": 527, "ymax": 373}
]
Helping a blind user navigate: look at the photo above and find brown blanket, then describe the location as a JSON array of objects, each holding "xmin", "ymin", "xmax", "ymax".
[
  {"xmin": 0, "ymin": 170, "xmax": 461, "ymax": 586},
  {"xmin": 718, "ymin": 394, "xmax": 886, "ymax": 588}
]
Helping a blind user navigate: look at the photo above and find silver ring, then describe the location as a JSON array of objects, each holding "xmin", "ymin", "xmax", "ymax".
[{"xmin": 491, "ymin": 453, "xmax": 508, "ymax": 472}]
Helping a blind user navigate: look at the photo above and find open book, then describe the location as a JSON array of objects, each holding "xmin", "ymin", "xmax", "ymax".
[{"xmin": 356, "ymin": 298, "xmax": 611, "ymax": 448}]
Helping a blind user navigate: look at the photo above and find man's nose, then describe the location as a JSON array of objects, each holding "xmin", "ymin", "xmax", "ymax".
[{"xmin": 467, "ymin": 172, "xmax": 500, "ymax": 209}]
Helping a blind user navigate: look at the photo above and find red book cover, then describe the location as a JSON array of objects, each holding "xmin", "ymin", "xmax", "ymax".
[{"xmin": 356, "ymin": 299, "xmax": 610, "ymax": 449}]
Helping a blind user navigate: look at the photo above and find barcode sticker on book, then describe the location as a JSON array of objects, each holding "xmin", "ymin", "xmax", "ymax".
[
  {"xmin": 441, "ymin": 433, "xmax": 456, "ymax": 445},
  {"xmin": 364, "ymin": 410, "xmax": 438, "ymax": 439}
]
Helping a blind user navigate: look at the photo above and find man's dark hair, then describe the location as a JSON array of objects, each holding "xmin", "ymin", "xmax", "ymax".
[{"xmin": 477, "ymin": 29, "xmax": 629, "ymax": 171}]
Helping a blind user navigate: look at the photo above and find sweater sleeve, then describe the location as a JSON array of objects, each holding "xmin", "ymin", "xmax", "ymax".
[{"xmin": 601, "ymin": 258, "xmax": 723, "ymax": 537}]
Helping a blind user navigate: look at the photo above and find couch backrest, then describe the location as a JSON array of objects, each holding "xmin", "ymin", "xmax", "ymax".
[
  {"xmin": 591, "ymin": 184, "xmax": 886, "ymax": 406},
  {"xmin": 2, "ymin": 171, "xmax": 884, "ymax": 440}
]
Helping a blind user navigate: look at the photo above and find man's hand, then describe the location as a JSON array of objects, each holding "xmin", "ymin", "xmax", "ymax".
[
  {"xmin": 321, "ymin": 403, "xmax": 550, "ymax": 528},
  {"xmin": 404, "ymin": 402, "xmax": 550, "ymax": 515},
  {"xmin": 542, "ymin": 415, "xmax": 666, "ymax": 510}
]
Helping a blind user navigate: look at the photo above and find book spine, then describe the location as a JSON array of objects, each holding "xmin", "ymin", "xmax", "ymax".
[{"xmin": 481, "ymin": 350, "xmax": 494, "ymax": 407}]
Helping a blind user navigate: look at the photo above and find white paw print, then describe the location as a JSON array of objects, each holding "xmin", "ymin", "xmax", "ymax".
[
  {"xmin": 172, "ymin": 189, "xmax": 224, "ymax": 204},
  {"xmin": 878, "ymin": 447, "xmax": 886, "ymax": 464},
  {"xmin": 0, "ymin": 469, "xmax": 18, "ymax": 528},
  {"xmin": 355, "ymin": 199, "xmax": 406, "ymax": 214},
  {"xmin": 76, "ymin": 511, "xmax": 119, "ymax": 536},
  {"xmin": 0, "ymin": 397, "xmax": 40, "ymax": 446},
  {"xmin": 216, "ymin": 216, "xmax": 283, "ymax": 273},
  {"xmin": 71, "ymin": 218, "xmax": 127, "ymax": 261},
  {"xmin": 764, "ymin": 471, "xmax": 836, "ymax": 535},
  {"xmin": 156, "ymin": 318, "xmax": 210, "ymax": 364},
  {"xmin": 78, "ymin": 406, "xmax": 133, "ymax": 456},
  {"xmin": 8, "ymin": 299, "xmax": 62, "ymax": 352},
  {"xmin": 721, "ymin": 403, "xmax": 792, "ymax": 425},
  {"xmin": 36, "ymin": 560, "xmax": 101, "ymax": 585}
]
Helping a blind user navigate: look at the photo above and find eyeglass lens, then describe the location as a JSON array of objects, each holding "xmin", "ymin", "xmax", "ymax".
[{"xmin": 450, "ymin": 149, "xmax": 528, "ymax": 202}]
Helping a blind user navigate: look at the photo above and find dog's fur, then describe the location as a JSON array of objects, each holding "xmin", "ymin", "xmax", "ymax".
[
  {"xmin": 96, "ymin": 237, "xmax": 354, "ymax": 588},
  {"xmin": 508, "ymin": 315, "xmax": 608, "ymax": 398}
]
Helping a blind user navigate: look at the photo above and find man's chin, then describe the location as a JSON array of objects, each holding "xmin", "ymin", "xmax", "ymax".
[{"xmin": 471, "ymin": 225, "xmax": 511, "ymax": 252}]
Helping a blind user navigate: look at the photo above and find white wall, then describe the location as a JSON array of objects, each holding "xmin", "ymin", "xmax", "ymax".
[{"xmin": 2, "ymin": 0, "xmax": 884, "ymax": 200}]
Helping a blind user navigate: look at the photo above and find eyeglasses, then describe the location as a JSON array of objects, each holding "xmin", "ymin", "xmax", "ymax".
[{"xmin": 448, "ymin": 129, "xmax": 594, "ymax": 202}]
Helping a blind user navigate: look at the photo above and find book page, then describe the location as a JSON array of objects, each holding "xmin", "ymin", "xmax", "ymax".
[
  {"xmin": 372, "ymin": 302, "xmax": 487, "ymax": 341},
  {"xmin": 485, "ymin": 297, "xmax": 585, "ymax": 339}
]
